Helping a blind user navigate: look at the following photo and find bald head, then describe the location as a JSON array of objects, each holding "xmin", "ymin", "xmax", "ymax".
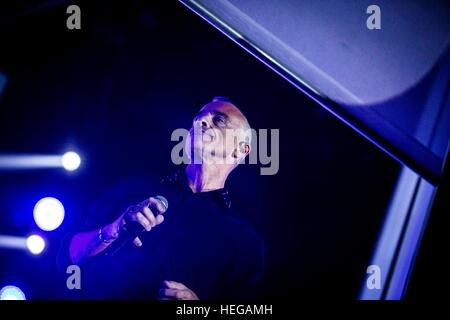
[
  {"xmin": 187, "ymin": 98, "xmax": 252, "ymax": 169},
  {"xmin": 198, "ymin": 100, "xmax": 251, "ymax": 132}
]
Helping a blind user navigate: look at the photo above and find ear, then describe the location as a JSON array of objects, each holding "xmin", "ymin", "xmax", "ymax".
[
  {"xmin": 241, "ymin": 143, "xmax": 251, "ymax": 157},
  {"xmin": 233, "ymin": 141, "xmax": 251, "ymax": 159}
]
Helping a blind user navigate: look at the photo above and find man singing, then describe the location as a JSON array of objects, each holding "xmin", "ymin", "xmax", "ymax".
[{"xmin": 62, "ymin": 97, "xmax": 264, "ymax": 300}]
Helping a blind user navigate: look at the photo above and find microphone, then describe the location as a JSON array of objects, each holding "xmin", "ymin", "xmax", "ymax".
[{"xmin": 105, "ymin": 195, "xmax": 168, "ymax": 256}]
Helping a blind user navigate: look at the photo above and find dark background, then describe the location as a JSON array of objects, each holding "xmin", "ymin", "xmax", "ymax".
[{"xmin": 0, "ymin": 1, "xmax": 400, "ymax": 299}]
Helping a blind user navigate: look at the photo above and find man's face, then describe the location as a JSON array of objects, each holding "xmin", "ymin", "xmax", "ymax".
[{"xmin": 186, "ymin": 101, "xmax": 248, "ymax": 165}]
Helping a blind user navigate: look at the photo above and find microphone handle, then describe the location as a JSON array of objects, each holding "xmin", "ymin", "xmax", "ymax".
[
  {"xmin": 104, "ymin": 195, "xmax": 168, "ymax": 257},
  {"xmin": 105, "ymin": 221, "xmax": 144, "ymax": 257}
]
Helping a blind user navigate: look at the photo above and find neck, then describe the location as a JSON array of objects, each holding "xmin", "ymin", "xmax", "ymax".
[{"xmin": 185, "ymin": 163, "xmax": 229, "ymax": 193}]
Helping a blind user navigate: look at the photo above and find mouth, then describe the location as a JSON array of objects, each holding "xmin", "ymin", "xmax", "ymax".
[
  {"xmin": 202, "ymin": 130, "xmax": 214, "ymax": 142},
  {"xmin": 191, "ymin": 126, "xmax": 215, "ymax": 142}
]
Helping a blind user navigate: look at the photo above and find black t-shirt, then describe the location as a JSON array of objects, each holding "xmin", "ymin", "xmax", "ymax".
[{"xmin": 59, "ymin": 170, "xmax": 264, "ymax": 300}]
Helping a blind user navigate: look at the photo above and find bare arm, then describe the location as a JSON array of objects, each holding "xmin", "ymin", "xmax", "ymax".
[
  {"xmin": 69, "ymin": 223, "xmax": 117, "ymax": 264},
  {"xmin": 69, "ymin": 197, "xmax": 165, "ymax": 264}
]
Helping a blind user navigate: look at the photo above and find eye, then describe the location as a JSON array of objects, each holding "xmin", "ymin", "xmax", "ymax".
[{"xmin": 213, "ymin": 115, "xmax": 227, "ymax": 126}]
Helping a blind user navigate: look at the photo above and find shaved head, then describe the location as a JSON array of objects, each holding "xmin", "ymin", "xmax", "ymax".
[
  {"xmin": 186, "ymin": 98, "xmax": 252, "ymax": 169},
  {"xmin": 199, "ymin": 100, "xmax": 251, "ymax": 133}
]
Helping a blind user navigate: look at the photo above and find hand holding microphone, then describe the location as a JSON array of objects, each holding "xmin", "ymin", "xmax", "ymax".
[{"xmin": 102, "ymin": 195, "xmax": 168, "ymax": 255}]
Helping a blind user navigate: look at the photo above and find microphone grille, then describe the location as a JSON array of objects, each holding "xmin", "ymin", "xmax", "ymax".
[{"xmin": 154, "ymin": 195, "xmax": 168, "ymax": 212}]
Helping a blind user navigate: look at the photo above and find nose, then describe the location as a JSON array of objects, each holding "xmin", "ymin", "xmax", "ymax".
[
  {"xmin": 200, "ymin": 119, "xmax": 209, "ymax": 129},
  {"xmin": 194, "ymin": 112, "xmax": 211, "ymax": 129},
  {"xmin": 195, "ymin": 116, "xmax": 210, "ymax": 129}
]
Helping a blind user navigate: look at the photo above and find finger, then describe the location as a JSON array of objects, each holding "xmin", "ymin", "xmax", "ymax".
[
  {"xmin": 177, "ymin": 290, "xmax": 191, "ymax": 300},
  {"xmin": 133, "ymin": 237, "xmax": 142, "ymax": 247},
  {"xmin": 142, "ymin": 206, "xmax": 156, "ymax": 227},
  {"xmin": 159, "ymin": 288, "xmax": 179, "ymax": 298},
  {"xmin": 148, "ymin": 197, "xmax": 167, "ymax": 214},
  {"xmin": 161, "ymin": 289, "xmax": 191, "ymax": 300},
  {"xmin": 135, "ymin": 212, "xmax": 151, "ymax": 231},
  {"xmin": 164, "ymin": 280, "xmax": 187, "ymax": 290},
  {"xmin": 155, "ymin": 214, "xmax": 164, "ymax": 225}
]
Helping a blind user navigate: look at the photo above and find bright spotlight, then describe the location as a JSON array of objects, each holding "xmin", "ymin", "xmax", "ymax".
[
  {"xmin": 61, "ymin": 151, "xmax": 81, "ymax": 171},
  {"xmin": 0, "ymin": 285, "xmax": 26, "ymax": 300},
  {"xmin": 33, "ymin": 197, "xmax": 65, "ymax": 231},
  {"xmin": 26, "ymin": 235, "xmax": 45, "ymax": 255}
]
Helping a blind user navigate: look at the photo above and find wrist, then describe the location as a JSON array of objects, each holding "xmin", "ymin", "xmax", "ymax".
[{"xmin": 98, "ymin": 224, "xmax": 119, "ymax": 244}]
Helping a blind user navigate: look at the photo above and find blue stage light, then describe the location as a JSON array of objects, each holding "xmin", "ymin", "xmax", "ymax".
[
  {"xmin": 33, "ymin": 197, "xmax": 65, "ymax": 231},
  {"xmin": 0, "ymin": 286, "xmax": 26, "ymax": 300},
  {"xmin": 61, "ymin": 151, "xmax": 81, "ymax": 171}
]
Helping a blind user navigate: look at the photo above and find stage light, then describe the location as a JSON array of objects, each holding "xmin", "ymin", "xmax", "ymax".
[
  {"xmin": 33, "ymin": 197, "xmax": 65, "ymax": 231},
  {"xmin": 26, "ymin": 235, "xmax": 45, "ymax": 255},
  {"xmin": 0, "ymin": 285, "xmax": 26, "ymax": 300},
  {"xmin": 61, "ymin": 151, "xmax": 81, "ymax": 171}
]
